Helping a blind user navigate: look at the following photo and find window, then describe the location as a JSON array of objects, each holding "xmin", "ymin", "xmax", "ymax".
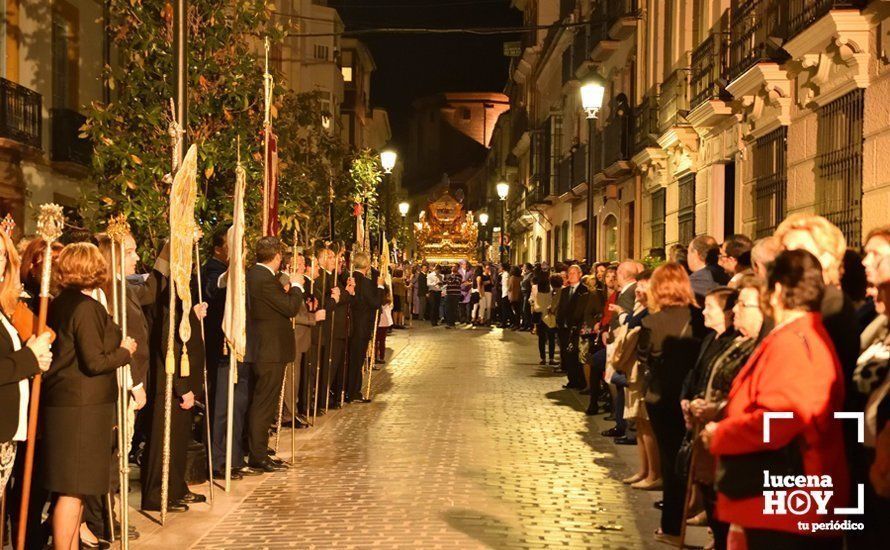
[
  {"xmin": 52, "ymin": 6, "xmax": 78, "ymax": 110},
  {"xmin": 314, "ymin": 44, "xmax": 329, "ymax": 60},
  {"xmin": 553, "ymin": 229, "xmax": 560, "ymax": 263},
  {"xmin": 817, "ymin": 89, "xmax": 864, "ymax": 248},
  {"xmin": 650, "ymin": 188, "xmax": 666, "ymax": 251},
  {"xmin": 602, "ymin": 215, "xmax": 618, "ymax": 262},
  {"xmin": 548, "ymin": 115, "xmax": 563, "ymax": 195},
  {"xmin": 754, "ymin": 127, "xmax": 787, "ymax": 238},
  {"xmin": 341, "ymin": 66, "xmax": 353, "ymax": 82},
  {"xmin": 678, "ymin": 173, "xmax": 696, "ymax": 246},
  {"xmin": 535, "ymin": 236, "xmax": 543, "ymax": 263}
]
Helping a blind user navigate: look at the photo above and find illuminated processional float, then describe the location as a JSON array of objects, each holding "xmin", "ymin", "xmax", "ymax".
[{"xmin": 413, "ymin": 186, "xmax": 479, "ymax": 264}]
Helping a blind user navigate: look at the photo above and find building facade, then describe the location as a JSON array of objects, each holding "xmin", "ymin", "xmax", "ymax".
[
  {"xmin": 1, "ymin": 0, "xmax": 102, "ymax": 233},
  {"xmin": 498, "ymin": 0, "xmax": 890, "ymax": 266}
]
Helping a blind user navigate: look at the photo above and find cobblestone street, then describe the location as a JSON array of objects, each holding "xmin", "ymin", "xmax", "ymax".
[{"xmin": 133, "ymin": 325, "xmax": 705, "ymax": 549}]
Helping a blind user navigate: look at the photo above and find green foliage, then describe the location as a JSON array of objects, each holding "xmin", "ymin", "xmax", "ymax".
[
  {"xmin": 640, "ymin": 255, "xmax": 664, "ymax": 272},
  {"xmin": 83, "ymin": 0, "xmax": 286, "ymax": 261},
  {"xmin": 83, "ymin": 0, "xmax": 387, "ymax": 261}
]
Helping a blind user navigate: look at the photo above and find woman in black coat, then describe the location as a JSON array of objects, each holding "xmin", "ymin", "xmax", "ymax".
[
  {"xmin": 637, "ymin": 263, "xmax": 705, "ymax": 545},
  {"xmin": 38, "ymin": 243, "xmax": 135, "ymax": 550},
  {"xmin": 0, "ymin": 229, "xmax": 52, "ymax": 494}
]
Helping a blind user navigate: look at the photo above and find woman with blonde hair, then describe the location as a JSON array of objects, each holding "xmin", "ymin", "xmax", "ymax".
[
  {"xmin": 637, "ymin": 262, "xmax": 706, "ymax": 545},
  {"xmin": 38, "ymin": 243, "xmax": 136, "ymax": 550},
  {"xmin": 0, "ymin": 229, "xmax": 53, "ymax": 495}
]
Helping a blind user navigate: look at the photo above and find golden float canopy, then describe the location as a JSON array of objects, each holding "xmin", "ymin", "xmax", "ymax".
[{"xmin": 414, "ymin": 190, "xmax": 479, "ymax": 264}]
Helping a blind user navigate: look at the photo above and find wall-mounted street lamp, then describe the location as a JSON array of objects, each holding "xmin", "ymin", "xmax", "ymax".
[{"xmin": 580, "ymin": 72, "xmax": 606, "ymax": 120}]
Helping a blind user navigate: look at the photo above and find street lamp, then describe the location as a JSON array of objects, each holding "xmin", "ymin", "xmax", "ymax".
[
  {"xmin": 478, "ymin": 212, "xmax": 489, "ymax": 226},
  {"xmin": 580, "ymin": 72, "xmax": 606, "ymax": 120},
  {"xmin": 478, "ymin": 212, "xmax": 490, "ymax": 262},
  {"xmin": 398, "ymin": 201, "xmax": 410, "ymax": 218},
  {"xmin": 496, "ymin": 182, "xmax": 509, "ymax": 263},
  {"xmin": 580, "ymin": 72, "xmax": 605, "ymax": 263},
  {"xmin": 380, "ymin": 150, "xmax": 397, "ymax": 174}
]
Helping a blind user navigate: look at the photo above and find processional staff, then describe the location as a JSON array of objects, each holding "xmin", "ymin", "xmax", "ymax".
[
  {"xmin": 192, "ymin": 227, "xmax": 215, "ymax": 502},
  {"xmin": 16, "ymin": 204, "xmax": 65, "ymax": 550},
  {"xmin": 107, "ymin": 214, "xmax": 133, "ymax": 549}
]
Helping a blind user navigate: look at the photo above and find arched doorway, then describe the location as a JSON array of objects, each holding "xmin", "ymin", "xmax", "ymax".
[{"xmin": 602, "ymin": 214, "xmax": 618, "ymax": 262}]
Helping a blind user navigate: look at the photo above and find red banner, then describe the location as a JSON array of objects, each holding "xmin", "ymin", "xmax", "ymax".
[{"xmin": 263, "ymin": 129, "xmax": 280, "ymax": 237}]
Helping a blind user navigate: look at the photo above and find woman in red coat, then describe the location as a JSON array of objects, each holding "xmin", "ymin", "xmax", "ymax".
[{"xmin": 702, "ymin": 249, "xmax": 848, "ymax": 549}]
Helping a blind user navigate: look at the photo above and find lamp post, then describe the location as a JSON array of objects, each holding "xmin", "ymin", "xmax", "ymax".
[
  {"xmin": 397, "ymin": 201, "xmax": 410, "ymax": 261},
  {"xmin": 580, "ymin": 72, "xmax": 605, "ymax": 263},
  {"xmin": 496, "ymin": 182, "xmax": 509, "ymax": 264},
  {"xmin": 478, "ymin": 212, "xmax": 489, "ymax": 262},
  {"xmin": 379, "ymin": 150, "xmax": 398, "ymax": 252}
]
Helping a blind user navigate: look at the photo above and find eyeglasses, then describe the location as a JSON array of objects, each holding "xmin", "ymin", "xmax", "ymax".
[{"xmin": 737, "ymin": 303, "xmax": 760, "ymax": 310}]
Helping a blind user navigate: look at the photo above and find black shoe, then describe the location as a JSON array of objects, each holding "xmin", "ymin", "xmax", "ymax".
[
  {"xmin": 355, "ymin": 397, "xmax": 372, "ymax": 403},
  {"xmin": 601, "ymin": 427, "xmax": 625, "ymax": 437},
  {"xmin": 178, "ymin": 492, "xmax": 207, "ymax": 504},
  {"xmin": 213, "ymin": 469, "xmax": 243, "ymax": 480},
  {"xmin": 143, "ymin": 502, "xmax": 188, "ymax": 513},
  {"xmin": 654, "ymin": 500, "xmax": 663, "ymax": 510},
  {"xmin": 614, "ymin": 436, "xmax": 637, "ymax": 445},
  {"xmin": 246, "ymin": 460, "xmax": 286, "ymax": 473},
  {"xmin": 539, "ymin": 359, "xmax": 547, "ymax": 365},
  {"xmin": 269, "ymin": 456, "xmax": 287, "ymax": 467},
  {"xmin": 549, "ymin": 360, "xmax": 558, "ymax": 366},
  {"xmin": 563, "ymin": 383, "xmax": 583, "ymax": 390},
  {"xmin": 238, "ymin": 465, "xmax": 264, "ymax": 476},
  {"xmin": 585, "ymin": 407, "xmax": 598, "ymax": 416}
]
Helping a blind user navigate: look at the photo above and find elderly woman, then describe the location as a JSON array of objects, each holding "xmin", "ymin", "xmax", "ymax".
[
  {"xmin": 0, "ymin": 229, "xmax": 53, "ymax": 494},
  {"xmin": 683, "ymin": 277, "xmax": 768, "ymax": 550},
  {"xmin": 39, "ymin": 243, "xmax": 136, "ymax": 550},
  {"xmin": 638, "ymin": 263, "xmax": 706, "ymax": 544},
  {"xmin": 702, "ymin": 250, "xmax": 848, "ymax": 549}
]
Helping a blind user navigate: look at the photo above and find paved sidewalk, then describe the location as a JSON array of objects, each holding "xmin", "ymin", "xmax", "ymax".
[{"xmin": 129, "ymin": 324, "xmax": 708, "ymax": 549}]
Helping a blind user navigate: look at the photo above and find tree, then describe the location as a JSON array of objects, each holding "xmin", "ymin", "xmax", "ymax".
[{"xmin": 82, "ymin": 0, "xmax": 286, "ymax": 259}]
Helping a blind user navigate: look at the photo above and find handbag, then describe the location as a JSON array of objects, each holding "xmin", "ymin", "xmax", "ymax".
[
  {"xmin": 714, "ymin": 438, "xmax": 804, "ymax": 499},
  {"xmin": 542, "ymin": 311, "xmax": 557, "ymax": 329}
]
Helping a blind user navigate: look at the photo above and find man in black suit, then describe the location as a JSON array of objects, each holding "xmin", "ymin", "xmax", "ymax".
[
  {"xmin": 313, "ymin": 245, "xmax": 350, "ymax": 410},
  {"xmin": 244, "ymin": 236, "xmax": 305, "ymax": 472},
  {"xmin": 602, "ymin": 261, "xmax": 640, "ymax": 438},
  {"xmin": 345, "ymin": 250, "xmax": 384, "ymax": 403},
  {"xmin": 556, "ymin": 265, "xmax": 588, "ymax": 389}
]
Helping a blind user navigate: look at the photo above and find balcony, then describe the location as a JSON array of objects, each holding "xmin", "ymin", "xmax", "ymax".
[
  {"xmin": 572, "ymin": 144, "xmax": 587, "ymax": 189},
  {"xmin": 562, "ymin": 48, "xmax": 574, "ymax": 86},
  {"xmin": 560, "ymin": 0, "xmax": 576, "ymax": 20},
  {"xmin": 0, "ymin": 78, "xmax": 42, "ymax": 150},
  {"xmin": 690, "ymin": 28, "xmax": 731, "ymax": 110},
  {"xmin": 786, "ymin": 0, "xmax": 865, "ymax": 42},
  {"xmin": 658, "ymin": 67, "xmax": 691, "ymax": 134},
  {"xmin": 728, "ymin": 0, "xmax": 789, "ymax": 82},
  {"xmin": 51, "ymin": 109, "xmax": 92, "ymax": 167},
  {"xmin": 556, "ymin": 156, "xmax": 573, "ymax": 196},
  {"xmin": 572, "ymin": 23, "xmax": 590, "ymax": 75},
  {"xmin": 599, "ymin": 106, "xmax": 633, "ymax": 177},
  {"xmin": 601, "ymin": 0, "xmax": 638, "ymax": 40},
  {"xmin": 632, "ymin": 94, "xmax": 659, "ymax": 153}
]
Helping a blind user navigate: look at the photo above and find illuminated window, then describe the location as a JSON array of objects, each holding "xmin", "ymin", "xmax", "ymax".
[{"xmin": 341, "ymin": 66, "xmax": 353, "ymax": 82}]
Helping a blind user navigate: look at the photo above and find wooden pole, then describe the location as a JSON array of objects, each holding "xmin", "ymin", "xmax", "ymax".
[
  {"xmin": 224, "ymin": 349, "xmax": 235, "ymax": 493},
  {"xmin": 16, "ymin": 204, "xmax": 64, "ymax": 550},
  {"xmin": 311, "ymin": 257, "xmax": 326, "ymax": 424}
]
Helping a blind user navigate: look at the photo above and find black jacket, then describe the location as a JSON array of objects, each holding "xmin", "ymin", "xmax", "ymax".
[
  {"xmin": 43, "ymin": 289, "xmax": 131, "ymax": 409},
  {"xmin": 610, "ymin": 283, "xmax": 637, "ymax": 331},
  {"xmin": 314, "ymin": 269, "xmax": 351, "ymax": 341},
  {"xmin": 202, "ymin": 256, "xmax": 228, "ymax": 370},
  {"xmin": 555, "ymin": 283, "xmax": 588, "ymax": 330},
  {"xmin": 125, "ymin": 275, "xmax": 155, "ymax": 389},
  {"xmin": 350, "ymin": 271, "xmax": 383, "ymax": 342},
  {"xmin": 245, "ymin": 264, "xmax": 304, "ymax": 364},
  {"xmin": 0, "ymin": 313, "xmax": 41, "ymax": 442},
  {"xmin": 144, "ymin": 270, "xmax": 206, "ymax": 398},
  {"xmin": 638, "ymin": 305, "xmax": 706, "ymax": 407}
]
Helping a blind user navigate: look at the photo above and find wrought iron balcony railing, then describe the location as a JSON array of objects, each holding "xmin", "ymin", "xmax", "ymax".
[
  {"xmin": 632, "ymin": 94, "xmax": 659, "ymax": 153},
  {"xmin": 0, "ymin": 78, "xmax": 42, "ymax": 149},
  {"xmin": 572, "ymin": 143, "xmax": 587, "ymax": 187},
  {"xmin": 728, "ymin": 0, "xmax": 788, "ymax": 82},
  {"xmin": 601, "ymin": 111, "xmax": 633, "ymax": 171},
  {"xmin": 690, "ymin": 28, "xmax": 731, "ymax": 110},
  {"xmin": 786, "ymin": 0, "xmax": 865, "ymax": 42},
  {"xmin": 51, "ymin": 108, "xmax": 92, "ymax": 166},
  {"xmin": 658, "ymin": 67, "xmax": 691, "ymax": 133},
  {"xmin": 601, "ymin": 0, "xmax": 638, "ymax": 23},
  {"xmin": 556, "ymin": 155, "xmax": 573, "ymax": 196}
]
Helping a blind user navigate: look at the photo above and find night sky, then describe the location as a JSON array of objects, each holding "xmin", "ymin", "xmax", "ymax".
[{"xmin": 329, "ymin": 0, "xmax": 522, "ymax": 148}]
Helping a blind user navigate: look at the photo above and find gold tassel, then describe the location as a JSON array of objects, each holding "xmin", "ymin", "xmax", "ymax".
[
  {"xmin": 180, "ymin": 350, "xmax": 190, "ymax": 377},
  {"xmin": 165, "ymin": 351, "xmax": 176, "ymax": 375}
]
